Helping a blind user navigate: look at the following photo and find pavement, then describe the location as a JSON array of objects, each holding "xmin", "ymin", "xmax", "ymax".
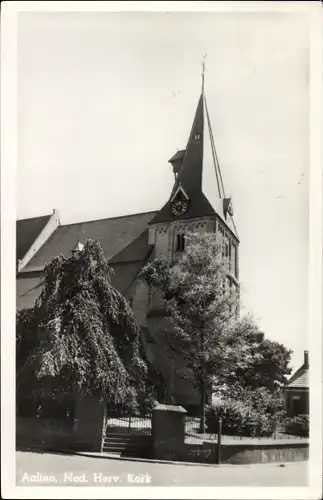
[{"xmin": 16, "ymin": 451, "xmax": 308, "ymax": 487}]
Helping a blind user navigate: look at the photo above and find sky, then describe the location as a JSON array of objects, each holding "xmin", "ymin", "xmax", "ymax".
[{"xmin": 17, "ymin": 9, "xmax": 310, "ymax": 371}]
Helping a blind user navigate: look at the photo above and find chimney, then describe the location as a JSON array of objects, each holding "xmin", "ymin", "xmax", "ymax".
[{"xmin": 304, "ymin": 350, "xmax": 309, "ymax": 369}]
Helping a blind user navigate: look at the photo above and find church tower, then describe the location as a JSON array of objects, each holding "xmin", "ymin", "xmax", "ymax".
[
  {"xmin": 134, "ymin": 66, "xmax": 240, "ymax": 406},
  {"xmin": 147, "ymin": 66, "xmax": 239, "ymax": 301}
]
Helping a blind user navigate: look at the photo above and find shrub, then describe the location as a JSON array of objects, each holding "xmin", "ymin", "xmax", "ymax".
[
  {"xmin": 206, "ymin": 386, "xmax": 286, "ymax": 437},
  {"xmin": 206, "ymin": 401, "xmax": 278, "ymax": 437},
  {"xmin": 285, "ymin": 414, "xmax": 309, "ymax": 437},
  {"xmin": 137, "ymin": 391, "xmax": 159, "ymax": 414}
]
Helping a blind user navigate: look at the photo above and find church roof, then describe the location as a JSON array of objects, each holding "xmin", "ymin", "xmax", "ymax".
[
  {"xmin": 17, "ymin": 273, "xmax": 45, "ymax": 311},
  {"xmin": 20, "ymin": 211, "xmax": 157, "ymax": 273},
  {"xmin": 151, "ymin": 91, "xmax": 238, "ymax": 240},
  {"xmin": 16, "ymin": 214, "xmax": 52, "ymax": 261},
  {"xmin": 17, "ymin": 211, "xmax": 157, "ymax": 310}
]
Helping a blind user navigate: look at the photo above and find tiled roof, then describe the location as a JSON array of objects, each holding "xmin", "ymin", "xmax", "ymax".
[
  {"xmin": 17, "ymin": 257, "xmax": 152, "ymax": 311},
  {"xmin": 110, "ymin": 259, "xmax": 152, "ymax": 295},
  {"xmin": 286, "ymin": 367, "xmax": 309, "ymax": 389},
  {"xmin": 21, "ymin": 211, "xmax": 157, "ymax": 273},
  {"xmin": 17, "ymin": 273, "xmax": 45, "ymax": 311},
  {"xmin": 16, "ymin": 214, "xmax": 52, "ymax": 261},
  {"xmin": 109, "ymin": 230, "xmax": 152, "ymax": 264},
  {"xmin": 16, "ymin": 211, "xmax": 156, "ymax": 310}
]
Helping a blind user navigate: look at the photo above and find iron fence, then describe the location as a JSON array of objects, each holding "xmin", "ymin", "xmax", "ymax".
[
  {"xmin": 105, "ymin": 407, "xmax": 152, "ymax": 435},
  {"xmin": 185, "ymin": 416, "xmax": 214, "ymax": 440},
  {"xmin": 184, "ymin": 415, "xmax": 308, "ymax": 442}
]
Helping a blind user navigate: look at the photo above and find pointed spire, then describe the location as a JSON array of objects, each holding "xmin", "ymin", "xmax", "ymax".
[
  {"xmin": 151, "ymin": 67, "xmax": 238, "ymax": 239},
  {"xmin": 201, "ymin": 54, "xmax": 207, "ymax": 94}
]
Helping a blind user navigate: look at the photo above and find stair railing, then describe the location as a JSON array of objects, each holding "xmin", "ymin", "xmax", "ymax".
[{"xmin": 101, "ymin": 404, "xmax": 107, "ymax": 452}]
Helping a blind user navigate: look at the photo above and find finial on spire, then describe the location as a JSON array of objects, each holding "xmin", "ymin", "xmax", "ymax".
[{"xmin": 201, "ymin": 54, "xmax": 207, "ymax": 93}]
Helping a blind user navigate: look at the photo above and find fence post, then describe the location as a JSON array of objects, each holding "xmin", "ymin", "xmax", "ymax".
[
  {"xmin": 216, "ymin": 417, "xmax": 222, "ymax": 464},
  {"xmin": 128, "ymin": 415, "xmax": 132, "ymax": 433},
  {"xmin": 100, "ymin": 403, "xmax": 107, "ymax": 452}
]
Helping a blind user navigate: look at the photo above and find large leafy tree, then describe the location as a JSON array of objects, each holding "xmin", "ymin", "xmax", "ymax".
[
  {"xmin": 227, "ymin": 316, "xmax": 292, "ymax": 391},
  {"xmin": 16, "ymin": 239, "xmax": 148, "ymax": 413},
  {"xmin": 139, "ymin": 232, "xmax": 292, "ymax": 432},
  {"xmin": 139, "ymin": 232, "xmax": 242, "ymax": 431},
  {"xmin": 220, "ymin": 315, "xmax": 292, "ymax": 390}
]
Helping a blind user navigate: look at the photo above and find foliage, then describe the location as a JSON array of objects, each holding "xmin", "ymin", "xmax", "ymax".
[
  {"xmin": 221, "ymin": 315, "xmax": 292, "ymax": 390},
  {"xmin": 207, "ymin": 385, "xmax": 286, "ymax": 437},
  {"xmin": 16, "ymin": 239, "xmax": 148, "ymax": 410},
  {"xmin": 139, "ymin": 232, "xmax": 240, "ymax": 430},
  {"xmin": 285, "ymin": 414, "xmax": 309, "ymax": 437},
  {"xmin": 136, "ymin": 390, "xmax": 159, "ymax": 414},
  {"xmin": 139, "ymin": 231, "xmax": 294, "ymax": 433},
  {"xmin": 16, "ymin": 308, "xmax": 38, "ymax": 379}
]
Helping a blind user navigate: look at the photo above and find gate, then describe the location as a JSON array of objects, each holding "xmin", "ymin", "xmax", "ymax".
[
  {"xmin": 101, "ymin": 405, "xmax": 152, "ymax": 456},
  {"xmin": 104, "ymin": 405, "xmax": 152, "ymax": 436}
]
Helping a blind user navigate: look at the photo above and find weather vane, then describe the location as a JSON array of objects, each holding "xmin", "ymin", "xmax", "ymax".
[{"xmin": 201, "ymin": 54, "xmax": 207, "ymax": 93}]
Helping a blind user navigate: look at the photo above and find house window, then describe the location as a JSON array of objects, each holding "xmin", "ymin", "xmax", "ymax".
[{"xmin": 176, "ymin": 234, "xmax": 185, "ymax": 252}]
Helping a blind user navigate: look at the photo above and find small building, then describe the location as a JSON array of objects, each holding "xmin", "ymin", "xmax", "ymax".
[{"xmin": 285, "ymin": 351, "xmax": 309, "ymax": 417}]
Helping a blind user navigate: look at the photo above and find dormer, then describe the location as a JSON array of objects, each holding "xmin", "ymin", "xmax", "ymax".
[{"xmin": 169, "ymin": 150, "xmax": 186, "ymax": 179}]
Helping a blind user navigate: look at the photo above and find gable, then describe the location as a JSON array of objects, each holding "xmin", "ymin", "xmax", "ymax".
[
  {"xmin": 16, "ymin": 214, "xmax": 52, "ymax": 261},
  {"xmin": 287, "ymin": 367, "xmax": 309, "ymax": 389},
  {"xmin": 16, "ymin": 211, "xmax": 157, "ymax": 311},
  {"xmin": 20, "ymin": 211, "xmax": 157, "ymax": 273}
]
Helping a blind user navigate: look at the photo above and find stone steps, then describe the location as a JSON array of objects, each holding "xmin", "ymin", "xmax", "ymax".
[{"xmin": 102, "ymin": 431, "xmax": 152, "ymax": 457}]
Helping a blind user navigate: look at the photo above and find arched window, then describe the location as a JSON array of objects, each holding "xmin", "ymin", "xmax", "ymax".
[{"xmin": 176, "ymin": 234, "xmax": 185, "ymax": 252}]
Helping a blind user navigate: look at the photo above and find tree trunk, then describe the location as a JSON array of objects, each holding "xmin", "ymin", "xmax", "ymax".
[
  {"xmin": 199, "ymin": 380, "xmax": 206, "ymax": 433},
  {"xmin": 199, "ymin": 324, "xmax": 206, "ymax": 433}
]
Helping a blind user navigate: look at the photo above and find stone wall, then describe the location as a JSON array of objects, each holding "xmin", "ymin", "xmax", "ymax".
[
  {"xmin": 151, "ymin": 404, "xmax": 309, "ymax": 465},
  {"xmin": 184, "ymin": 441, "xmax": 309, "ymax": 465}
]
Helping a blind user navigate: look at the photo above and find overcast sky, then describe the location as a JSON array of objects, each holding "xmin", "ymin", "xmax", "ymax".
[{"xmin": 17, "ymin": 10, "xmax": 310, "ymax": 370}]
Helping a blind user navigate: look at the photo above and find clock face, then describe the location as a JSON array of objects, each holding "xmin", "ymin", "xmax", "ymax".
[{"xmin": 171, "ymin": 200, "xmax": 188, "ymax": 216}]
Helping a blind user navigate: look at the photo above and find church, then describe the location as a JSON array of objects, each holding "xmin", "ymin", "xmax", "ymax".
[{"xmin": 17, "ymin": 78, "xmax": 240, "ymax": 407}]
